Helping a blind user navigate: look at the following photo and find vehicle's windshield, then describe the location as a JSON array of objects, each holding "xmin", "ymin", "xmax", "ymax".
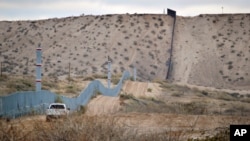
[{"xmin": 50, "ymin": 105, "xmax": 65, "ymax": 109}]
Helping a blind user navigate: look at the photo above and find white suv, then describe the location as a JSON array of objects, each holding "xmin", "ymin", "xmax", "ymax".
[{"xmin": 46, "ymin": 103, "xmax": 70, "ymax": 121}]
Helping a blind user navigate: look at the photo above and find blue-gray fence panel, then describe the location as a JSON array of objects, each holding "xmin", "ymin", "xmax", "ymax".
[{"xmin": 0, "ymin": 71, "xmax": 130, "ymax": 118}]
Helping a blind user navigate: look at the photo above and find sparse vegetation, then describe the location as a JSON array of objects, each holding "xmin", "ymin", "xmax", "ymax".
[
  {"xmin": 0, "ymin": 114, "xmax": 187, "ymax": 141},
  {"xmin": 65, "ymin": 84, "xmax": 80, "ymax": 94},
  {"xmin": 1, "ymin": 13, "xmax": 250, "ymax": 141},
  {"xmin": 91, "ymin": 89, "xmax": 101, "ymax": 99},
  {"xmin": 55, "ymin": 95, "xmax": 63, "ymax": 103},
  {"xmin": 119, "ymin": 92, "xmax": 135, "ymax": 100},
  {"xmin": 188, "ymin": 128, "xmax": 229, "ymax": 141},
  {"xmin": 147, "ymin": 88, "xmax": 152, "ymax": 92},
  {"xmin": 0, "ymin": 75, "xmax": 35, "ymax": 95},
  {"xmin": 111, "ymin": 74, "xmax": 122, "ymax": 84},
  {"xmin": 171, "ymin": 92, "xmax": 183, "ymax": 97}
]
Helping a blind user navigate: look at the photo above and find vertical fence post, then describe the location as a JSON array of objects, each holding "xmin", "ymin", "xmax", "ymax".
[
  {"xmin": 133, "ymin": 66, "xmax": 136, "ymax": 81},
  {"xmin": 36, "ymin": 44, "xmax": 42, "ymax": 91},
  {"xmin": 0, "ymin": 98, "xmax": 2, "ymax": 116}
]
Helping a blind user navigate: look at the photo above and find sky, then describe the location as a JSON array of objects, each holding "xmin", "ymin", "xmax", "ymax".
[{"xmin": 0, "ymin": 0, "xmax": 249, "ymax": 21}]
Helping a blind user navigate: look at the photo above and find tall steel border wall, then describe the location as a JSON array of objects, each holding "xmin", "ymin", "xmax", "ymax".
[
  {"xmin": 0, "ymin": 71, "xmax": 130, "ymax": 118},
  {"xmin": 166, "ymin": 9, "xmax": 176, "ymax": 80}
]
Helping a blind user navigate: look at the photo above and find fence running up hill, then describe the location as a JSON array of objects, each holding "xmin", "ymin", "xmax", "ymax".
[{"xmin": 0, "ymin": 71, "xmax": 130, "ymax": 118}]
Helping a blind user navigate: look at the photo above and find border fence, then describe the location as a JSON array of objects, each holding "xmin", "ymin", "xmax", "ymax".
[
  {"xmin": 0, "ymin": 71, "xmax": 130, "ymax": 118},
  {"xmin": 166, "ymin": 9, "xmax": 176, "ymax": 80}
]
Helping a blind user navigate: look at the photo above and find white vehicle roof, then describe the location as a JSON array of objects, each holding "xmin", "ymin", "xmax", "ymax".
[
  {"xmin": 49, "ymin": 103, "xmax": 66, "ymax": 109},
  {"xmin": 49, "ymin": 103, "xmax": 66, "ymax": 105}
]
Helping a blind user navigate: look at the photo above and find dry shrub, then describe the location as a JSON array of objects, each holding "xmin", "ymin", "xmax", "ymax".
[
  {"xmin": 111, "ymin": 74, "xmax": 122, "ymax": 85},
  {"xmin": 0, "ymin": 114, "xmax": 184, "ymax": 141},
  {"xmin": 0, "ymin": 118, "xmax": 34, "ymax": 141},
  {"xmin": 121, "ymin": 96, "xmax": 173, "ymax": 114},
  {"xmin": 83, "ymin": 74, "xmax": 107, "ymax": 81},
  {"xmin": 6, "ymin": 77, "xmax": 34, "ymax": 92},
  {"xmin": 34, "ymin": 115, "xmax": 130, "ymax": 141},
  {"xmin": 188, "ymin": 128, "xmax": 229, "ymax": 141}
]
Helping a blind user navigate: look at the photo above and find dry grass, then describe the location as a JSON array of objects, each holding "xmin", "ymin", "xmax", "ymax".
[
  {"xmin": 1, "ymin": 79, "xmax": 249, "ymax": 140},
  {"xmin": 111, "ymin": 73, "xmax": 122, "ymax": 85},
  {"xmin": 1, "ymin": 112, "xmax": 242, "ymax": 141},
  {"xmin": 0, "ymin": 114, "xmax": 184, "ymax": 141},
  {"xmin": 0, "ymin": 74, "xmax": 103, "ymax": 96},
  {"xmin": 0, "ymin": 75, "xmax": 35, "ymax": 95},
  {"xmin": 187, "ymin": 128, "xmax": 230, "ymax": 141},
  {"xmin": 121, "ymin": 81, "xmax": 250, "ymax": 116}
]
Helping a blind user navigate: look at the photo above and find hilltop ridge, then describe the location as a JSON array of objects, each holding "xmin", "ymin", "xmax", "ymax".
[{"xmin": 0, "ymin": 13, "xmax": 250, "ymax": 90}]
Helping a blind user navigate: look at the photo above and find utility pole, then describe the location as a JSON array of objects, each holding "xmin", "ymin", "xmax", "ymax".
[
  {"xmin": 68, "ymin": 62, "xmax": 71, "ymax": 83},
  {"xmin": 0, "ymin": 62, "xmax": 2, "ymax": 76},
  {"xmin": 107, "ymin": 56, "xmax": 111, "ymax": 88},
  {"xmin": 68, "ymin": 48, "xmax": 71, "ymax": 84}
]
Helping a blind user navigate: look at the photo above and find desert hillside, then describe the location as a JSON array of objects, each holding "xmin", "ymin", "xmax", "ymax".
[
  {"xmin": 173, "ymin": 14, "xmax": 250, "ymax": 90},
  {"xmin": 0, "ymin": 13, "xmax": 250, "ymax": 90},
  {"xmin": 0, "ymin": 14, "xmax": 173, "ymax": 81}
]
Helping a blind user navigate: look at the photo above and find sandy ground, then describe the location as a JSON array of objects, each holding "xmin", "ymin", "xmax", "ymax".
[
  {"xmin": 85, "ymin": 95, "xmax": 121, "ymax": 116},
  {"xmin": 122, "ymin": 80, "xmax": 162, "ymax": 97},
  {"xmin": 85, "ymin": 80, "xmax": 161, "ymax": 115}
]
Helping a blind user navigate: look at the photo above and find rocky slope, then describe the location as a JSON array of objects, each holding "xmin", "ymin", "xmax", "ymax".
[
  {"xmin": 173, "ymin": 14, "xmax": 250, "ymax": 90},
  {"xmin": 0, "ymin": 13, "xmax": 249, "ymax": 90}
]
